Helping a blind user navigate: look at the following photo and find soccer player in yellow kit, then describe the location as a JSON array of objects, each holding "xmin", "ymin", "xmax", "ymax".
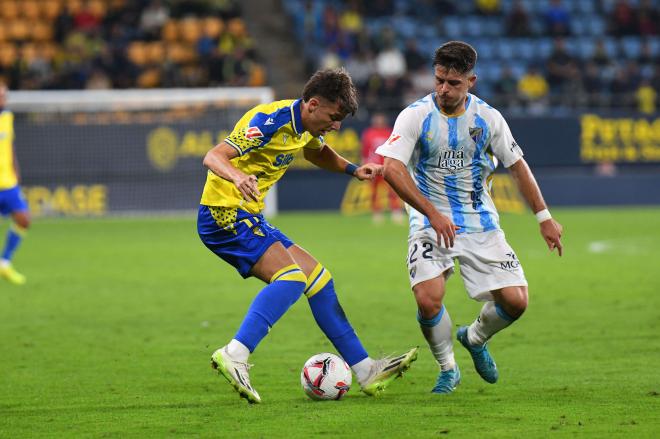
[
  {"xmin": 0, "ymin": 84, "xmax": 30, "ymax": 285},
  {"xmin": 198, "ymin": 68, "xmax": 418, "ymax": 403}
]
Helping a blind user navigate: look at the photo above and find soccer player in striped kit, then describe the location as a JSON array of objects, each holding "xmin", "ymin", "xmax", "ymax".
[
  {"xmin": 0, "ymin": 84, "xmax": 30, "ymax": 285},
  {"xmin": 377, "ymin": 41, "xmax": 563, "ymax": 393}
]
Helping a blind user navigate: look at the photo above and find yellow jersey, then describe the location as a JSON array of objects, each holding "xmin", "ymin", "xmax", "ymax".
[
  {"xmin": 0, "ymin": 110, "xmax": 17, "ymax": 190},
  {"xmin": 200, "ymin": 99, "xmax": 322, "ymax": 215}
]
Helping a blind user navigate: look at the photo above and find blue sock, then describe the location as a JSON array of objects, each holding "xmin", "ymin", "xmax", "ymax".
[
  {"xmin": 2, "ymin": 224, "xmax": 26, "ymax": 261},
  {"xmin": 234, "ymin": 265, "xmax": 306, "ymax": 352},
  {"xmin": 305, "ymin": 264, "xmax": 368, "ymax": 366}
]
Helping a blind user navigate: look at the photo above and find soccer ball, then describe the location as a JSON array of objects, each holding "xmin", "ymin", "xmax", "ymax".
[{"xmin": 300, "ymin": 353, "xmax": 352, "ymax": 401}]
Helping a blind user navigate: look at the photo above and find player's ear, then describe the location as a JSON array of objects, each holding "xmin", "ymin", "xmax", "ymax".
[
  {"xmin": 468, "ymin": 74, "xmax": 477, "ymax": 89},
  {"xmin": 307, "ymin": 97, "xmax": 320, "ymax": 113}
]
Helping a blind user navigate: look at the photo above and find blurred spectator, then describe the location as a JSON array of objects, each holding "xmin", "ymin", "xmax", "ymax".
[
  {"xmin": 85, "ymin": 68, "xmax": 112, "ymax": 89},
  {"xmin": 74, "ymin": 0, "xmax": 102, "ymax": 33},
  {"xmin": 403, "ymin": 39, "xmax": 427, "ymax": 72},
  {"xmin": 544, "ymin": 0, "xmax": 571, "ymax": 37},
  {"xmin": 610, "ymin": 66, "xmax": 635, "ymax": 108},
  {"xmin": 637, "ymin": 0, "xmax": 659, "ymax": 36},
  {"xmin": 339, "ymin": 0, "xmax": 364, "ymax": 37},
  {"xmin": 582, "ymin": 62, "xmax": 607, "ymax": 108},
  {"xmin": 375, "ymin": 43, "xmax": 406, "ymax": 79},
  {"xmin": 637, "ymin": 39, "xmax": 655, "ymax": 66},
  {"xmin": 517, "ymin": 66, "xmax": 549, "ymax": 112},
  {"xmin": 546, "ymin": 38, "xmax": 579, "ymax": 92},
  {"xmin": 494, "ymin": 66, "xmax": 519, "ymax": 105},
  {"xmin": 360, "ymin": 112, "xmax": 403, "ymax": 224},
  {"xmin": 590, "ymin": 39, "xmax": 613, "ymax": 68},
  {"xmin": 475, "ymin": 0, "xmax": 501, "ymax": 16},
  {"xmin": 609, "ymin": 0, "xmax": 638, "ymax": 36},
  {"xmin": 363, "ymin": 0, "xmax": 395, "ymax": 17},
  {"xmin": 345, "ymin": 48, "xmax": 374, "ymax": 89},
  {"xmin": 54, "ymin": 6, "xmax": 75, "ymax": 44},
  {"xmin": 635, "ymin": 79, "xmax": 657, "ymax": 114},
  {"xmin": 140, "ymin": 0, "xmax": 170, "ymax": 41},
  {"xmin": 505, "ymin": 0, "xmax": 532, "ymax": 37},
  {"xmin": 207, "ymin": 0, "xmax": 242, "ymax": 20}
]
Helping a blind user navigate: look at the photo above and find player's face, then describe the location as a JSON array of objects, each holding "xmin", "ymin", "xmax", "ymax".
[
  {"xmin": 304, "ymin": 98, "xmax": 347, "ymax": 137},
  {"xmin": 434, "ymin": 66, "xmax": 476, "ymax": 114}
]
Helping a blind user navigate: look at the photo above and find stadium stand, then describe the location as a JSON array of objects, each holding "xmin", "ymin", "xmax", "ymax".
[
  {"xmin": 283, "ymin": 0, "xmax": 659, "ymax": 116},
  {"xmin": 0, "ymin": 0, "xmax": 265, "ymax": 89},
  {"xmin": 0, "ymin": 0, "xmax": 657, "ymax": 116}
]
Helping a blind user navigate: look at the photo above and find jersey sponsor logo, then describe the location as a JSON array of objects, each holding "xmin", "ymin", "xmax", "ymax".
[
  {"xmin": 264, "ymin": 117, "xmax": 275, "ymax": 125},
  {"xmin": 469, "ymin": 126, "xmax": 483, "ymax": 144},
  {"xmin": 438, "ymin": 149, "xmax": 465, "ymax": 171},
  {"xmin": 245, "ymin": 126, "xmax": 264, "ymax": 140},
  {"xmin": 387, "ymin": 134, "xmax": 401, "ymax": 144},
  {"xmin": 274, "ymin": 153, "xmax": 294, "ymax": 167},
  {"xmin": 499, "ymin": 252, "xmax": 520, "ymax": 271}
]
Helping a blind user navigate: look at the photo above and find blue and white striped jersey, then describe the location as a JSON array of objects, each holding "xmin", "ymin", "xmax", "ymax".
[{"xmin": 376, "ymin": 93, "xmax": 524, "ymax": 235}]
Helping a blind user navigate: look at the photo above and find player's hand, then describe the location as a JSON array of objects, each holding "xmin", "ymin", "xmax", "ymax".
[
  {"xmin": 234, "ymin": 174, "xmax": 260, "ymax": 202},
  {"xmin": 354, "ymin": 163, "xmax": 382, "ymax": 180},
  {"xmin": 431, "ymin": 213, "xmax": 460, "ymax": 248},
  {"xmin": 540, "ymin": 219, "xmax": 563, "ymax": 256}
]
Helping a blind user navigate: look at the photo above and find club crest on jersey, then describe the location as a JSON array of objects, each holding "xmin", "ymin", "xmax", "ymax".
[
  {"xmin": 245, "ymin": 126, "xmax": 264, "ymax": 140},
  {"xmin": 438, "ymin": 148, "xmax": 465, "ymax": 171},
  {"xmin": 469, "ymin": 126, "xmax": 483, "ymax": 144}
]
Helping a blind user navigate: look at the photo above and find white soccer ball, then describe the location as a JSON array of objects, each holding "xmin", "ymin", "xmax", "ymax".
[{"xmin": 300, "ymin": 353, "xmax": 352, "ymax": 401}]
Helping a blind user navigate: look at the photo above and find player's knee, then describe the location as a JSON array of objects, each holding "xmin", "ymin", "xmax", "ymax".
[
  {"xmin": 507, "ymin": 287, "xmax": 528, "ymax": 318},
  {"xmin": 416, "ymin": 295, "xmax": 443, "ymax": 319},
  {"xmin": 270, "ymin": 264, "xmax": 307, "ymax": 286},
  {"xmin": 13, "ymin": 213, "xmax": 30, "ymax": 229}
]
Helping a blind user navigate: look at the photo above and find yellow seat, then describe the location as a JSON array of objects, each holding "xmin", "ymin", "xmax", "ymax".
[
  {"xmin": 137, "ymin": 68, "xmax": 161, "ymax": 88},
  {"xmin": 42, "ymin": 0, "xmax": 63, "ymax": 20},
  {"xmin": 9, "ymin": 20, "xmax": 30, "ymax": 41},
  {"xmin": 1, "ymin": 1, "xmax": 19, "ymax": 20},
  {"xmin": 33, "ymin": 21, "xmax": 54, "ymax": 42},
  {"xmin": 145, "ymin": 41, "xmax": 165, "ymax": 65},
  {"xmin": 0, "ymin": 45, "xmax": 17, "ymax": 68},
  {"xmin": 203, "ymin": 17, "xmax": 224, "ymax": 39},
  {"xmin": 161, "ymin": 20, "xmax": 178, "ymax": 42},
  {"xmin": 179, "ymin": 18, "xmax": 201, "ymax": 44},
  {"xmin": 127, "ymin": 41, "xmax": 148, "ymax": 66},
  {"xmin": 21, "ymin": 0, "xmax": 41, "ymax": 20}
]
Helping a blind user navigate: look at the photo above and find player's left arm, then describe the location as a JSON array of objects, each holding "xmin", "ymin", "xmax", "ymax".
[
  {"xmin": 12, "ymin": 142, "xmax": 20, "ymax": 183},
  {"xmin": 303, "ymin": 144, "xmax": 380, "ymax": 181},
  {"xmin": 508, "ymin": 158, "xmax": 563, "ymax": 256}
]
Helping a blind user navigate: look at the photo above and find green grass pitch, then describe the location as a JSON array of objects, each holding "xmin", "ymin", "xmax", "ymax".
[{"xmin": 1, "ymin": 208, "xmax": 659, "ymax": 438}]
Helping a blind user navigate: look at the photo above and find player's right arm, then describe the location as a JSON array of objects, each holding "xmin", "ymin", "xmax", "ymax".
[
  {"xmin": 382, "ymin": 158, "xmax": 458, "ymax": 248},
  {"xmin": 203, "ymin": 142, "xmax": 260, "ymax": 202}
]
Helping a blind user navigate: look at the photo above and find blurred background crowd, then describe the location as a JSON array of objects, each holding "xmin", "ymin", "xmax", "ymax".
[{"xmin": 0, "ymin": 0, "xmax": 657, "ymax": 116}]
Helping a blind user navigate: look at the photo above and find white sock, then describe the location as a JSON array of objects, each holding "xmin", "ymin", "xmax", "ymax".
[
  {"xmin": 467, "ymin": 301, "xmax": 517, "ymax": 346},
  {"xmin": 226, "ymin": 339, "xmax": 250, "ymax": 362},
  {"xmin": 0, "ymin": 259, "xmax": 9, "ymax": 268},
  {"xmin": 352, "ymin": 357, "xmax": 374, "ymax": 385},
  {"xmin": 418, "ymin": 306, "xmax": 456, "ymax": 371}
]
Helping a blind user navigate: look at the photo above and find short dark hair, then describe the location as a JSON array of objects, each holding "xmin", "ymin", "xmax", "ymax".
[
  {"xmin": 433, "ymin": 41, "xmax": 478, "ymax": 74},
  {"xmin": 302, "ymin": 68, "xmax": 358, "ymax": 116}
]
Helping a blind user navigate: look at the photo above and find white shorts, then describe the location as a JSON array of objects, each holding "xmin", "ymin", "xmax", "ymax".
[{"xmin": 406, "ymin": 228, "xmax": 527, "ymax": 301}]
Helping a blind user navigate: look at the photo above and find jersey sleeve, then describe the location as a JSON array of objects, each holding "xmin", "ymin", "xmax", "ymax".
[
  {"xmin": 224, "ymin": 111, "xmax": 279, "ymax": 156},
  {"xmin": 489, "ymin": 111, "xmax": 524, "ymax": 168},
  {"xmin": 375, "ymin": 107, "xmax": 420, "ymax": 165}
]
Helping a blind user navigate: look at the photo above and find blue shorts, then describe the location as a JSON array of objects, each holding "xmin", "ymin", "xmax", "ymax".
[
  {"xmin": 197, "ymin": 205, "xmax": 294, "ymax": 278},
  {"xmin": 0, "ymin": 185, "xmax": 28, "ymax": 216}
]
